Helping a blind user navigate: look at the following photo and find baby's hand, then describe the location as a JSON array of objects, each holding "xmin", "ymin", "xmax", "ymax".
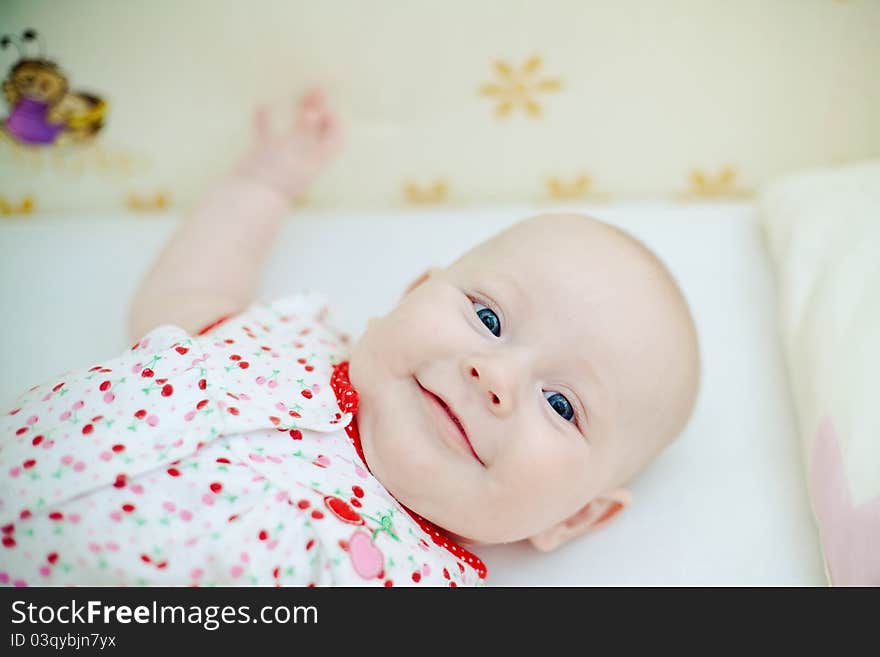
[{"xmin": 233, "ymin": 87, "xmax": 343, "ymax": 201}]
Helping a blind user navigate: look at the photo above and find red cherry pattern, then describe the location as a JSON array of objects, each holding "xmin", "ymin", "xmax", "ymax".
[{"xmin": 324, "ymin": 496, "xmax": 363, "ymax": 525}]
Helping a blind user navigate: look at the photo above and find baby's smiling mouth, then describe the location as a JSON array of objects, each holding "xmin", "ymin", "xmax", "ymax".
[{"xmin": 415, "ymin": 378, "xmax": 485, "ymax": 466}]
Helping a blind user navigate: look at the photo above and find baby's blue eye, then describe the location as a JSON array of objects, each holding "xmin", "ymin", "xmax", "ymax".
[
  {"xmin": 473, "ymin": 301, "xmax": 501, "ymax": 337},
  {"xmin": 544, "ymin": 391, "xmax": 575, "ymax": 422},
  {"xmin": 545, "ymin": 392, "xmax": 574, "ymax": 420}
]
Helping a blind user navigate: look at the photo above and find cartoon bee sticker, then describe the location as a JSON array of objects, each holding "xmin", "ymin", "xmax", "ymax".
[{"xmin": 2, "ymin": 28, "xmax": 106, "ymax": 146}]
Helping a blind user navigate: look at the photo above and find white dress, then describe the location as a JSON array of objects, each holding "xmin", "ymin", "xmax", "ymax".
[{"xmin": 0, "ymin": 291, "xmax": 486, "ymax": 587}]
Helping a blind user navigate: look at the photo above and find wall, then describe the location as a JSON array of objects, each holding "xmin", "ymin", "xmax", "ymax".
[{"xmin": 1, "ymin": 0, "xmax": 878, "ymax": 215}]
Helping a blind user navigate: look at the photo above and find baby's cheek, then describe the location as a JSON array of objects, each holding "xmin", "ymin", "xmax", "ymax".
[
  {"xmin": 516, "ymin": 444, "xmax": 586, "ymax": 498},
  {"xmin": 370, "ymin": 309, "xmax": 424, "ymax": 373},
  {"xmin": 373, "ymin": 315, "xmax": 416, "ymax": 377}
]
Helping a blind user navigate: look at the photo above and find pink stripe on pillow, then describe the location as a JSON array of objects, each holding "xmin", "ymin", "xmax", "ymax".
[{"xmin": 810, "ymin": 415, "xmax": 880, "ymax": 586}]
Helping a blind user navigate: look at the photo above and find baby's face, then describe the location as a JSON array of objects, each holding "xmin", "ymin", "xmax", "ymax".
[{"xmin": 349, "ymin": 214, "xmax": 698, "ymax": 547}]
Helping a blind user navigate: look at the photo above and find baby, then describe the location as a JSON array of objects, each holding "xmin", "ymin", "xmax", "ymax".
[{"xmin": 0, "ymin": 89, "xmax": 700, "ymax": 586}]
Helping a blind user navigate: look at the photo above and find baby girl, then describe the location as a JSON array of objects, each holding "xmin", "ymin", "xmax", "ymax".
[{"xmin": 0, "ymin": 89, "xmax": 700, "ymax": 586}]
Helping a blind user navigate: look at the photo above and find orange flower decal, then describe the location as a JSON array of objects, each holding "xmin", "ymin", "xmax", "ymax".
[
  {"xmin": 0, "ymin": 194, "xmax": 35, "ymax": 216},
  {"xmin": 479, "ymin": 55, "xmax": 561, "ymax": 118},
  {"xmin": 402, "ymin": 179, "xmax": 449, "ymax": 204},
  {"xmin": 546, "ymin": 173, "xmax": 592, "ymax": 200},
  {"xmin": 680, "ymin": 165, "xmax": 753, "ymax": 200},
  {"xmin": 126, "ymin": 190, "xmax": 171, "ymax": 212}
]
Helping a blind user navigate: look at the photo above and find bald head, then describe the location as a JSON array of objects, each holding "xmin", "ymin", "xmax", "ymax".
[
  {"xmin": 456, "ymin": 213, "xmax": 701, "ymax": 488},
  {"xmin": 586, "ymin": 218, "xmax": 701, "ymax": 484},
  {"xmin": 351, "ymin": 211, "xmax": 701, "ymax": 544}
]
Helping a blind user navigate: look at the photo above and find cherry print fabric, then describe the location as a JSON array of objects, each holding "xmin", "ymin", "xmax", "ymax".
[{"xmin": 0, "ymin": 291, "xmax": 486, "ymax": 587}]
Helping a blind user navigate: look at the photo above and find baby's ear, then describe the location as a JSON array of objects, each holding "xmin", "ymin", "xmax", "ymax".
[
  {"xmin": 528, "ymin": 488, "xmax": 632, "ymax": 553},
  {"xmin": 402, "ymin": 266, "xmax": 441, "ymax": 296}
]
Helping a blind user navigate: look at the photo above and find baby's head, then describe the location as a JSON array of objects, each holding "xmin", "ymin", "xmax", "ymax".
[{"xmin": 349, "ymin": 213, "xmax": 700, "ymax": 551}]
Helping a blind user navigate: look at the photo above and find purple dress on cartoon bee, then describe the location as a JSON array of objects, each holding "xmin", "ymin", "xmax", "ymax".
[
  {"xmin": 4, "ymin": 96, "xmax": 65, "ymax": 144},
  {"xmin": 0, "ymin": 291, "xmax": 486, "ymax": 587}
]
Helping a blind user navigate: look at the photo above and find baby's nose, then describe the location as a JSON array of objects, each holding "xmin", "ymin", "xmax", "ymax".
[{"xmin": 470, "ymin": 366, "xmax": 501, "ymax": 406}]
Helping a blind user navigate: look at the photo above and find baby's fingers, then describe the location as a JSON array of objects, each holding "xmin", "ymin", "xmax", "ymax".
[
  {"xmin": 290, "ymin": 88, "xmax": 343, "ymax": 153},
  {"xmin": 252, "ymin": 104, "xmax": 274, "ymax": 144},
  {"xmin": 315, "ymin": 110, "xmax": 344, "ymax": 153},
  {"xmin": 301, "ymin": 87, "xmax": 326, "ymax": 112},
  {"xmin": 294, "ymin": 87, "xmax": 329, "ymax": 133}
]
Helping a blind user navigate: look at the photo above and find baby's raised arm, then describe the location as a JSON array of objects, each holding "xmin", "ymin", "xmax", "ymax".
[{"xmin": 127, "ymin": 88, "xmax": 342, "ymax": 341}]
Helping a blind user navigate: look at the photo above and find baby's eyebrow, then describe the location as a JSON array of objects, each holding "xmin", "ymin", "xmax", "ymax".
[
  {"xmin": 571, "ymin": 353, "xmax": 604, "ymax": 421},
  {"xmin": 494, "ymin": 273, "xmax": 530, "ymax": 313}
]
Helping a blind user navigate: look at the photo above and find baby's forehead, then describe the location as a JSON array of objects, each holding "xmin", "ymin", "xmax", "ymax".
[
  {"xmin": 499, "ymin": 214, "xmax": 633, "ymax": 256},
  {"xmin": 449, "ymin": 215, "xmax": 687, "ymax": 355},
  {"xmin": 457, "ymin": 215, "xmax": 650, "ymax": 287}
]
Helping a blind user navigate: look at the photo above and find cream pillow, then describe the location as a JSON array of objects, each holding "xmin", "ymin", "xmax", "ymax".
[{"xmin": 758, "ymin": 161, "xmax": 880, "ymax": 586}]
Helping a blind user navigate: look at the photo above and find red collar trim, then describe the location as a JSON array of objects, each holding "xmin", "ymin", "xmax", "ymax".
[
  {"xmin": 196, "ymin": 314, "xmax": 233, "ymax": 336},
  {"xmin": 330, "ymin": 361, "xmax": 487, "ymax": 580}
]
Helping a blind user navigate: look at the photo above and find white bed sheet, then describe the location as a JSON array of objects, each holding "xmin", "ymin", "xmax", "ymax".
[{"xmin": 0, "ymin": 201, "xmax": 827, "ymax": 585}]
